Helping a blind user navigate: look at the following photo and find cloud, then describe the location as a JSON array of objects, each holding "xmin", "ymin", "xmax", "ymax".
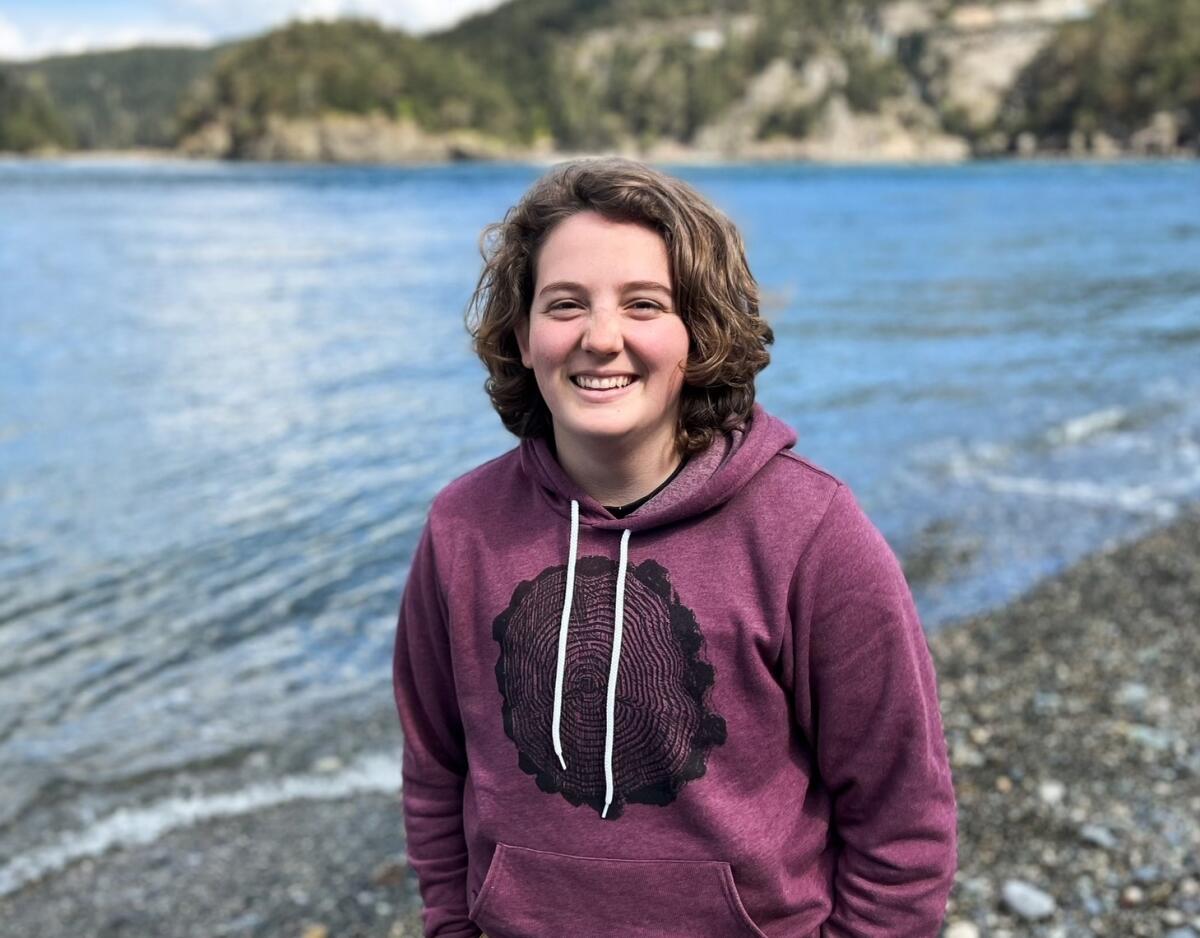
[
  {"xmin": 0, "ymin": 16, "xmax": 213, "ymax": 61},
  {"xmin": 0, "ymin": 13, "xmax": 26, "ymax": 59},
  {"xmin": 174, "ymin": 0, "xmax": 505, "ymax": 36},
  {"xmin": 0, "ymin": 0, "xmax": 504, "ymax": 61}
]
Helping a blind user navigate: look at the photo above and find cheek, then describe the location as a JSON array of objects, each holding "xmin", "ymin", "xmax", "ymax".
[{"xmin": 526, "ymin": 323, "xmax": 575, "ymax": 371}]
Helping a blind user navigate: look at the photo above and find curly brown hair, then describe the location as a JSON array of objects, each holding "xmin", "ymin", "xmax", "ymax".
[{"xmin": 466, "ymin": 157, "xmax": 773, "ymax": 455}]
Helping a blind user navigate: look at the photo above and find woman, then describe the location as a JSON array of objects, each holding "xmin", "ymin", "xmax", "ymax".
[{"xmin": 393, "ymin": 157, "xmax": 957, "ymax": 938}]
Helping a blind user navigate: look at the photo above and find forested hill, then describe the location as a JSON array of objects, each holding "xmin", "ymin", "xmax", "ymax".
[
  {"xmin": 1, "ymin": 0, "xmax": 1197, "ymax": 160},
  {"xmin": 0, "ymin": 69, "xmax": 74, "ymax": 151},
  {"xmin": 6, "ymin": 45, "xmax": 221, "ymax": 149}
]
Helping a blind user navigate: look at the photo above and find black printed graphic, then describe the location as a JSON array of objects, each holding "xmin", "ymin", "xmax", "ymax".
[{"xmin": 492, "ymin": 556, "xmax": 727, "ymax": 819}]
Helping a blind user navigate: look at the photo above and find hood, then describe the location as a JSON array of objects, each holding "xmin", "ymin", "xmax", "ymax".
[
  {"xmin": 518, "ymin": 403, "xmax": 798, "ymax": 533},
  {"xmin": 515, "ymin": 404, "xmax": 798, "ymax": 819}
]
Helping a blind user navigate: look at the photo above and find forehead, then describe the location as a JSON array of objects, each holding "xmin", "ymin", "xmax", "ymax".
[{"xmin": 535, "ymin": 212, "xmax": 670, "ymax": 285}]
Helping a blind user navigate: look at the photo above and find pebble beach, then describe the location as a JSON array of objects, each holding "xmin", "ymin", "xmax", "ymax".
[{"xmin": 3, "ymin": 504, "xmax": 1198, "ymax": 938}]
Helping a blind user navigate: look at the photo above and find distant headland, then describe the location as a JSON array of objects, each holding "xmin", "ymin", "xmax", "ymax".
[{"xmin": 2, "ymin": 0, "xmax": 1197, "ymax": 163}]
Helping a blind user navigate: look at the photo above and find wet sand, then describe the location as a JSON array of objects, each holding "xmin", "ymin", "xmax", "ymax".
[{"xmin": 3, "ymin": 505, "xmax": 1199, "ymax": 937}]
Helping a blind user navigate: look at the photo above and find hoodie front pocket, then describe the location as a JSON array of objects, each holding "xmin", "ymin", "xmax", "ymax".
[{"xmin": 468, "ymin": 842, "xmax": 767, "ymax": 938}]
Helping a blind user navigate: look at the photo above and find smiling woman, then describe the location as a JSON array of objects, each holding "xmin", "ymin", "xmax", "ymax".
[{"xmin": 392, "ymin": 157, "xmax": 958, "ymax": 938}]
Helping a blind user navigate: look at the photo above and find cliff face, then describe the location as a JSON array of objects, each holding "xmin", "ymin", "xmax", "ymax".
[
  {"xmin": 177, "ymin": 113, "xmax": 531, "ymax": 162},
  {"xmin": 901, "ymin": 0, "xmax": 1104, "ymax": 131},
  {"xmin": 590, "ymin": 0, "xmax": 1113, "ymax": 159}
]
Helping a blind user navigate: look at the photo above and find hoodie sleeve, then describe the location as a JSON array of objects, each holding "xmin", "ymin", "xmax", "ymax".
[
  {"xmin": 392, "ymin": 520, "xmax": 481, "ymax": 938},
  {"xmin": 791, "ymin": 483, "xmax": 957, "ymax": 937}
]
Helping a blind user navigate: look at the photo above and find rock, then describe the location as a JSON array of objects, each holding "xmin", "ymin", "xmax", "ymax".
[
  {"xmin": 1164, "ymin": 929, "xmax": 1198, "ymax": 938},
  {"xmin": 1091, "ymin": 131, "xmax": 1122, "ymax": 158},
  {"xmin": 300, "ymin": 925, "xmax": 328, "ymax": 938},
  {"xmin": 976, "ymin": 130, "xmax": 1010, "ymax": 155},
  {"xmin": 953, "ymin": 741, "xmax": 986, "ymax": 767},
  {"xmin": 372, "ymin": 857, "xmax": 411, "ymax": 888},
  {"xmin": 178, "ymin": 121, "xmax": 234, "ymax": 159},
  {"xmin": 1127, "ymin": 724, "xmax": 1174, "ymax": 751},
  {"xmin": 1121, "ymin": 884, "xmax": 1145, "ymax": 907},
  {"xmin": 184, "ymin": 112, "xmax": 533, "ymax": 164},
  {"xmin": 1079, "ymin": 823, "xmax": 1118, "ymax": 849},
  {"xmin": 1130, "ymin": 111, "xmax": 1181, "ymax": 155},
  {"xmin": 879, "ymin": 1, "xmax": 935, "ymax": 35},
  {"xmin": 1002, "ymin": 879, "xmax": 1057, "ymax": 921},
  {"xmin": 799, "ymin": 95, "xmax": 970, "ymax": 162},
  {"xmin": 1016, "ymin": 132, "xmax": 1038, "ymax": 156},
  {"xmin": 906, "ymin": 0, "xmax": 1105, "ymax": 133},
  {"xmin": 1038, "ymin": 779, "xmax": 1065, "ymax": 804},
  {"xmin": 1115, "ymin": 681, "xmax": 1150, "ymax": 708},
  {"xmin": 944, "ymin": 921, "xmax": 981, "ymax": 938}
]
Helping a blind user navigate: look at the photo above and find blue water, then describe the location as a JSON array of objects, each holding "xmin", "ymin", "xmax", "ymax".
[{"xmin": 1, "ymin": 157, "xmax": 1198, "ymax": 886}]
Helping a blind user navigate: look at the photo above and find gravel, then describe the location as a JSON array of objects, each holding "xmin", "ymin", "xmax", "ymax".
[
  {"xmin": 3, "ymin": 506, "xmax": 1199, "ymax": 937},
  {"xmin": 937, "ymin": 504, "xmax": 1200, "ymax": 936}
]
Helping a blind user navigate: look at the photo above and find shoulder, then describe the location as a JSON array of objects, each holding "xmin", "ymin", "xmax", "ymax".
[
  {"xmin": 752, "ymin": 447, "xmax": 848, "ymax": 525},
  {"xmin": 427, "ymin": 445, "xmax": 524, "ymax": 526},
  {"xmin": 774, "ymin": 448, "xmax": 845, "ymax": 492},
  {"xmin": 756, "ymin": 450, "xmax": 898, "ymax": 578}
]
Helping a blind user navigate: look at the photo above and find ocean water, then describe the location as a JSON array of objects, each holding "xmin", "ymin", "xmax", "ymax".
[{"xmin": 1, "ymin": 157, "xmax": 1198, "ymax": 893}]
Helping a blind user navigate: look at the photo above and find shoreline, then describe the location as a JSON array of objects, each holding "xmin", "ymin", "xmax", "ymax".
[
  {"xmin": 3, "ymin": 146, "xmax": 1198, "ymax": 168},
  {"xmin": 2, "ymin": 506, "xmax": 1199, "ymax": 936}
]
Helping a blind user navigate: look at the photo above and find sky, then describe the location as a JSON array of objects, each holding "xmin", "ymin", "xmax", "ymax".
[{"xmin": 0, "ymin": 0, "xmax": 506, "ymax": 60}]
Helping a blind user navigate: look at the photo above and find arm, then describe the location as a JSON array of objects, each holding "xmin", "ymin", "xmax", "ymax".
[
  {"xmin": 791, "ymin": 484, "xmax": 957, "ymax": 937},
  {"xmin": 392, "ymin": 521, "xmax": 481, "ymax": 938}
]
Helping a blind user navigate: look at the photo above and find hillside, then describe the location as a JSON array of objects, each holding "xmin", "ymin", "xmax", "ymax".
[
  {"xmin": 9, "ymin": 45, "xmax": 220, "ymax": 149},
  {"xmin": 0, "ymin": 69, "xmax": 74, "ymax": 152},
  {"xmin": 998, "ymin": 0, "xmax": 1200, "ymax": 153},
  {"xmin": 427, "ymin": 0, "xmax": 936, "ymax": 150},
  {"xmin": 0, "ymin": 68, "xmax": 75, "ymax": 152},
  {"xmin": 175, "ymin": 1, "xmax": 963, "ymax": 161},
  {"xmin": 175, "ymin": 19, "xmax": 521, "ymax": 160},
  {"xmin": 1, "ymin": 0, "xmax": 1197, "ymax": 160}
]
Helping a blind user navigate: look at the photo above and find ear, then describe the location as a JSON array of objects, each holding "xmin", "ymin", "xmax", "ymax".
[{"xmin": 515, "ymin": 316, "xmax": 532, "ymax": 368}]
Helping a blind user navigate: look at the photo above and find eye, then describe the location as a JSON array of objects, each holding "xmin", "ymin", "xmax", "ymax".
[
  {"xmin": 628, "ymin": 299, "xmax": 667, "ymax": 318},
  {"xmin": 545, "ymin": 299, "xmax": 584, "ymax": 316}
]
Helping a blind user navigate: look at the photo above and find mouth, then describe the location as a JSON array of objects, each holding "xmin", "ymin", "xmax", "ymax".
[{"xmin": 570, "ymin": 374, "xmax": 638, "ymax": 391}]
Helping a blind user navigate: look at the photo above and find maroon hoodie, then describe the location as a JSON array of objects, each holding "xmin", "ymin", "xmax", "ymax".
[{"xmin": 392, "ymin": 405, "xmax": 957, "ymax": 937}]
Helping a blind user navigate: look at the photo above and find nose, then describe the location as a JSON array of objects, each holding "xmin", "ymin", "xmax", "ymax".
[{"xmin": 581, "ymin": 306, "xmax": 623, "ymax": 355}]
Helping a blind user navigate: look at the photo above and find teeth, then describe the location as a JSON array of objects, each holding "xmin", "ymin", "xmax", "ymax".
[{"xmin": 573, "ymin": 375, "xmax": 634, "ymax": 390}]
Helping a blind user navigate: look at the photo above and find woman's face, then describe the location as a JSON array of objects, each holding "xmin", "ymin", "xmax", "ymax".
[{"xmin": 517, "ymin": 211, "xmax": 689, "ymax": 462}]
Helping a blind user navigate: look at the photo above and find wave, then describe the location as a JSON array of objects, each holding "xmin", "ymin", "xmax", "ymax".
[
  {"xmin": 1042, "ymin": 406, "xmax": 1133, "ymax": 446},
  {"xmin": 0, "ymin": 750, "xmax": 399, "ymax": 898},
  {"xmin": 969, "ymin": 472, "xmax": 1181, "ymax": 519}
]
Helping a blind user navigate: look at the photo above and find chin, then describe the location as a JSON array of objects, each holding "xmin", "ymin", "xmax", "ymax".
[
  {"xmin": 555, "ymin": 412, "xmax": 643, "ymax": 441},
  {"xmin": 569, "ymin": 422, "xmax": 638, "ymax": 440}
]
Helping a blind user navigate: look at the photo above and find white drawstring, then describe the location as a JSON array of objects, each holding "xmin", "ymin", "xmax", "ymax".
[
  {"xmin": 552, "ymin": 499, "xmax": 579, "ymax": 770},
  {"xmin": 601, "ymin": 528, "xmax": 631, "ymax": 819},
  {"xmin": 550, "ymin": 499, "xmax": 632, "ymax": 818}
]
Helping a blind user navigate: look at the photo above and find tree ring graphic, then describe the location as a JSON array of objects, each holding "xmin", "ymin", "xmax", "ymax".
[{"xmin": 492, "ymin": 555, "xmax": 727, "ymax": 819}]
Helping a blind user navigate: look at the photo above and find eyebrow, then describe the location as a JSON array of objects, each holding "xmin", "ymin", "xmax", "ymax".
[{"xmin": 537, "ymin": 280, "xmax": 672, "ymax": 298}]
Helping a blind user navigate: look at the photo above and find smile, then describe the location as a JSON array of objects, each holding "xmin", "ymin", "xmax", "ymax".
[{"xmin": 571, "ymin": 374, "xmax": 637, "ymax": 390}]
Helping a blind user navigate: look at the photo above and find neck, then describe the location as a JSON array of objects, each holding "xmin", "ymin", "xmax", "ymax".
[{"xmin": 554, "ymin": 427, "xmax": 682, "ymax": 508}]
